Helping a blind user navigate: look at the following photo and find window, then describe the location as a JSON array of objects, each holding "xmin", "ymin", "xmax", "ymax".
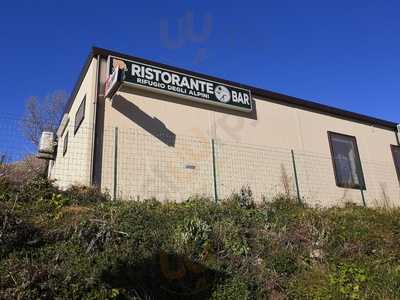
[
  {"xmin": 74, "ymin": 96, "xmax": 86, "ymax": 134},
  {"xmin": 391, "ymin": 145, "xmax": 400, "ymax": 183},
  {"xmin": 59, "ymin": 115, "xmax": 70, "ymax": 137},
  {"xmin": 63, "ymin": 132, "xmax": 69, "ymax": 157},
  {"xmin": 328, "ymin": 132, "xmax": 366, "ymax": 189}
]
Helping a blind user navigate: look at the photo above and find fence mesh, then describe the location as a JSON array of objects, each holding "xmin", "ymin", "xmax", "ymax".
[{"xmin": 1, "ymin": 116, "xmax": 399, "ymax": 207}]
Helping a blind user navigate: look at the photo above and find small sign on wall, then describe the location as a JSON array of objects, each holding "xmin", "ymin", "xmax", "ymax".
[{"xmin": 105, "ymin": 67, "xmax": 123, "ymax": 98}]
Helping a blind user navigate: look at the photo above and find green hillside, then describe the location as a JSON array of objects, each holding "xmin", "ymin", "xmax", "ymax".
[{"xmin": 1, "ymin": 176, "xmax": 400, "ymax": 299}]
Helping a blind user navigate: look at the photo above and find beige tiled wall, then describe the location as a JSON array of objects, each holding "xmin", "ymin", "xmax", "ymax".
[
  {"xmin": 49, "ymin": 58, "xmax": 97, "ymax": 189},
  {"xmin": 99, "ymin": 85, "xmax": 399, "ymax": 206}
]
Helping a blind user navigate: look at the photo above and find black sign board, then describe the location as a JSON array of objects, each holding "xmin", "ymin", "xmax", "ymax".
[{"xmin": 106, "ymin": 56, "xmax": 252, "ymax": 112}]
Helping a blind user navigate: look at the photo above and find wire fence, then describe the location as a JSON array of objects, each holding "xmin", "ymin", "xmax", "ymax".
[{"xmin": 1, "ymin": 117, "xmax": 399, "ymax": 207}]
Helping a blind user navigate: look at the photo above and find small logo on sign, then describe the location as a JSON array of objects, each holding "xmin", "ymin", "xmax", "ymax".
[
  {"xmin": 112, "ymin": 59, "xmax": 128, "ymax": 72},
  {"xmin": 214, "ymin": 85, "xmax": 231, "ymax": 103}
]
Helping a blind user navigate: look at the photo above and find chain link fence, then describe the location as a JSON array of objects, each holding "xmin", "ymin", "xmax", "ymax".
[{"xmin": 1, "ymin": 117, "xmax": 399, "ymax": 207}]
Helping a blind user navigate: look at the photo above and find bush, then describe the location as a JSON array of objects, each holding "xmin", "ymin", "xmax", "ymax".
[
  {"xmin": 64, "ymin": 185, "xmax": 111, "ymax": 204},
  {"xmin": 175, "ymin": 216, "xmax": 212, "ymax": 261},
  {"xmin": 225, "ymin": 185, "xmax": 255, "ymax": 209},
  {"xmin": 17, "ymin": 175, "xmax": 57, "ymax": 202},
  {"xmin": 329, "ymin": 263, "xmax": 367, "ymax": 300},
  {"xmin": 0, "ymin": 203, "xmax": 42, "ymax": 257},
  {"xmin": 213, "ymin": 219, "xmax": 250, "ymax": 257},
  {"xmin": 75, "ymin": 219, "xmax": 122, "ymax": 254},
  {"xmin": 270, "ymin": 250, "xmax": 298, "ymax": 276},
  {"xmin": 0, "ymin": 177, "xmax": 14, "ymax": 202}
]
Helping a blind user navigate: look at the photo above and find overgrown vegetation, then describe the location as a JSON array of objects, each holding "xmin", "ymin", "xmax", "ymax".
[{"xmin": 1, "ymin": 178, "xmax": 400, "ymax": 299}]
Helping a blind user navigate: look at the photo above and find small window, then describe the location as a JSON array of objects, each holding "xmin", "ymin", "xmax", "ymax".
[
  {"xmin": 63, "ymin": 132, "xmax": 69, "ymax": 157},
  {"xmin": 74, "ymin": 96, "xmax": 86, "ymax": 134},
  {"xmin": 328, "ymin": 131, "xmax": 366, "ymax": 189},
  {"xmin": 59, "ymin": 117, "xmax": 70, "ymax": 137},
  {"xmin": 391, "ymin": 145, "xmax": 400, "ymax": 183}
]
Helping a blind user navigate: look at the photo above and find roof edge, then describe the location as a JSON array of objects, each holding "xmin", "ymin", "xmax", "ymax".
[{"xmin": 63, "ymin": 46, "xmax": 398, "ymax": 131}]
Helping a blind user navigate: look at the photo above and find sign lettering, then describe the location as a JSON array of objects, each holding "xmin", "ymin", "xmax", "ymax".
[{"xmin": 106, "ymin": 56, "xmax": 253, "ymax": 112}]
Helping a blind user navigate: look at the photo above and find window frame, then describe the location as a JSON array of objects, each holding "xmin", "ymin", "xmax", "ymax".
[
  {"xmin": 327, "ymin": 131, "xmax": 366, "ymax": 190},
  {"xmin": 63, "ymin": 131, "xmax": 69, "ymax": 157},
  {"xmin": 391, "ymin": 144, "xmax": 400, "ymax": 184},
  {"xmin": 60, "ymin": 117, "xmax": 69, "ymax": 138},
  {"xmin": 74, "ymin": 96, "xmax": 86, "ymax": 135}
]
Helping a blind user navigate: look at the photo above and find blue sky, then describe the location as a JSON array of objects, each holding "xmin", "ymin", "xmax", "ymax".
[{"xmin": 0, "ymin": 0, "xmax": 399, "ymax": 123}]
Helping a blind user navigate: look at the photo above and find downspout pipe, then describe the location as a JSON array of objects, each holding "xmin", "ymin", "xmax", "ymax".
[
  {"xmin": 396, "ymin": 124, "xmax": 400, "ymax": 145},
  {"xmin": 89, "ymin": 54, "xmax": 101, "ymax": 185}
]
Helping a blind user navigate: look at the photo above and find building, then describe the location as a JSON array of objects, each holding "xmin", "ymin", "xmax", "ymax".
[{"xmin": 47, "ymin": 47, "xmax": 400, "ymax": 207}]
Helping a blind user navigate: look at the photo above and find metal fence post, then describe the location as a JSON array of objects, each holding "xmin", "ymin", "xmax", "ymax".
[
  {"xmin": 211, "ymin": 139, "xmax": 218, "ymax": 203},
  {"xmin": 360, "ymin": 188, "xmax": 366, "ymax": 207},
  {"xmin": 113, "ymin": 127, "xmax": 119, "ymax": 201},
  {"xmin": 291, "ymin": 149, "xmax": 302, "ymax": 204}
]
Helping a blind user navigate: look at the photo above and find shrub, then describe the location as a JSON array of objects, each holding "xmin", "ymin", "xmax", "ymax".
[
  {"xmin": 0, "ymin": 204, "xmax": 42, "ymax": 256},
  {"xmin": 329, "ymin": 263, "xmax": 367, "ymax": 300},
  {"xmin": 17, "ymin": 175, "xmax": 57, "ymax": 202},
  {"xmin": 175, "ymin": 216, "xmax": 212, "ymax": 261},
  {"xmin": 213, "ymin": 219, "xmax": 250, "ymax": 257},
  {"xmin": 0, "ymin": 176, "xmax": 14, "ymax": 202},
  {"xmin": 269, "ymin": 250, "xmax": 298, "ymax": 276},
  {"xmin": 64, "ymin": 185, "xmax": 111, "ymax": 204},
  {"xmin": 211, "ymin": 276, "xmax": 250, "ymax": 300},
  {"xmin": 226, "ymin": 185, "xmax": 255, "ymax": 209},
  {"xmin": 75, "ymin": 219, "xmax": 120, "ymax": 254},
  {"xmin": 262, "ymin": 194, "xmax": 304, "ymax": 227}
]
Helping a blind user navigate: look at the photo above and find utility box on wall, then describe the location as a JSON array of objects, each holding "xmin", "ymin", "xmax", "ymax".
[{"xmin": 37, "ymin": 131, "xmax": 56, "ymax": 160}]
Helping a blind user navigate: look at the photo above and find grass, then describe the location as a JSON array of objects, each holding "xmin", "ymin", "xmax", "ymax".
[{"xmin": 1, "ymin": 176, "xmax": 400, "ymax": 299}]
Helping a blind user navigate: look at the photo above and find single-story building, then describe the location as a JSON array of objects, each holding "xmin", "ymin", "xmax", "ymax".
[{"xmin": 46, "ymin": 47, "xmax": 400, "ymax": 206}]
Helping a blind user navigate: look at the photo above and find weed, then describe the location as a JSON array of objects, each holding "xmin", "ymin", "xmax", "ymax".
[
  {"xmin": 175, "ymin": 216, "xmax": 212, "ymax": 261},
  {"xmin": 227, "ymin": 185, "xmax": 255, "ymax": 209},
  {"xmin": 213, "ymin": 219, "xmax": 250, "ymax": 257},
  {"xmin": 329, "ymin": 263, "xmax": 367, "ymax": 300}
]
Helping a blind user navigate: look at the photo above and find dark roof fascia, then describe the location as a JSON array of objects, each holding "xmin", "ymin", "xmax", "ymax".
[{"xmin": 62, "ymin": 46, "xmax": 398, "ymax": 131}]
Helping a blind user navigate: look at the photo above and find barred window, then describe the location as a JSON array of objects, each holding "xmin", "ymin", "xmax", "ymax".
[
  {"xmin": 328, "ymin": 132, "xmax": 365, "ymax": 189},
  {"xmin": 391, "ymin": 145, "xmax": 400, "ymax": 183}
]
